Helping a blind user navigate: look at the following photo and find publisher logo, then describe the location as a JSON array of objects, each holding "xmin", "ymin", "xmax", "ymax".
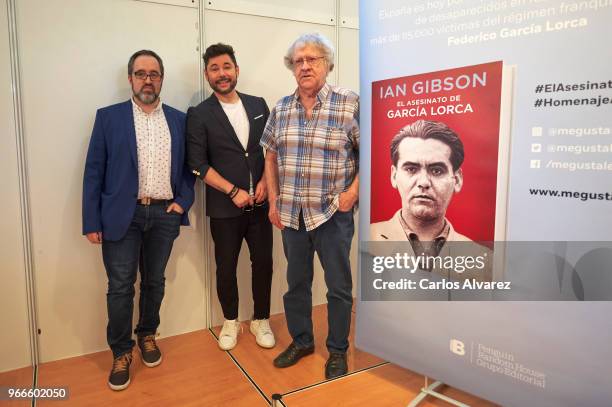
[{"xmin": 450, "ymin": 339, "xmax": 466, "ymax": 356}]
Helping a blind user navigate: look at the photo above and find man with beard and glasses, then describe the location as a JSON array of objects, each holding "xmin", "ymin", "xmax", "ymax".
[
  {"xmin": 82, "ymin": 50, "xmax": 194, "ymax": 391},
  {"xmin": 186, "ymin": 43, "xmax": 275, "ymax": 351}
]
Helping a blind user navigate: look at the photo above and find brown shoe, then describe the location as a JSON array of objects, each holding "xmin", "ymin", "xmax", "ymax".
[{"xmin": 138, "ymin": 334, "xmax": 162, "ymax": 367}]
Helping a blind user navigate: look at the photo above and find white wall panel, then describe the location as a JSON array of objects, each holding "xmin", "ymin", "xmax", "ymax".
[
  {"xmin": 0, "ymin": 0, "xmax": 32, "ymax": 373},
  {"xmin": 340, "ymin": 0, "xmax": 359, "ymax": 28},
  {"xmin": 134, "ymin": 0, "xmax": 197, "ymax": 8},
  {"xmin": 206, "ymin": 0, "xmax": 335, "ymax": 26},
  {"xmin": 338, "ymin": 28, "xmax": 359, "ymax": 93},
  {"xmin": 203, "ymin": 10, "xmax": 361, "ymax": 325},
  {"xmin": 17, "ymin": 0, "xmax": 206, "ymax": 363}
]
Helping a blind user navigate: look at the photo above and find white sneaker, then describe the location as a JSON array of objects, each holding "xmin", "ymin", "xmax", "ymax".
[
  {"xmin": 218, "ymin": 319, "xmax": 241, "ymax": 350},
  {"xmin": 250, "ymin": 319, "xmax": 276, "ymax": 349}
]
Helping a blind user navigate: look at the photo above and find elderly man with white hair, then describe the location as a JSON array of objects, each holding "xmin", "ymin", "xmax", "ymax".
[{"xmin": 260, "ymin": 33, "xmax": 359, "ymax": 379}]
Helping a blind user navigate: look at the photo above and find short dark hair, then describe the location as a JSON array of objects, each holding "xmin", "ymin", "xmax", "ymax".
[
  {"xmin": 390, "ymin": 120, "xmax": 465, "ymax": 171},
  {"xmin": 203, "ymin": 43, "xmax": 237, "ymax": 69},
  {"xmin": 128, "ymin": 50, "xmax": 164, "ymax": 76}
]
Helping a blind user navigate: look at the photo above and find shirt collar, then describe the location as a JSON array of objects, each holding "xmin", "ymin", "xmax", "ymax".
[
  {"xmin": 131, "ymin": 97, "xmax": 163, "ymax": 114},
  {"xmin": 399, "ymin": 212, "xmax": 450, "ymax": 241},
  {"xmin": 293, "ymin": 82, "xmax": 331, "ymax": 107},
  {"xmin": 399, "ymin": 213, "xmax": 450, "ymax": 262}
]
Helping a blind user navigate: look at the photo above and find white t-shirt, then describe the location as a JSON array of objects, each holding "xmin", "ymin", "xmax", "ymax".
[
  {"xmin": 220, "ymin": 98, "xmax": 250, "ymax": 150},
  {"xmin": 220, "ymin": 98, "xmax": 253, "ymax": 194}
]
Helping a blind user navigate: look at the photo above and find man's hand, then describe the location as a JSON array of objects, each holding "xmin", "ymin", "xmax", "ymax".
[
  {"xmin": 268, "ymin": 198, "xmax": 284, "ymax": 230},
  {"xmin": 167, "ymin": 202, "xmax": 184, "ymax": 214},
  {"xmin": 232, "ymin": 189, "xmax": 254, "ymax": 208},
  {"xmin": 338, "ymin": 190, "xmax": 358, "ymax": 212},
  {"xmin": 254, "ymin": 180, "xmax": 268, "ymax": 203},
  {"xmin": 86, "ymin": 232, "xmax": 103, "ymax": 244}
]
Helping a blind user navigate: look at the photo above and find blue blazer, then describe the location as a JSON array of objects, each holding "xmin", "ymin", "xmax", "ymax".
[{"xmin": 82, "ymin": 100, "xmax": 195, "ymax": 241}]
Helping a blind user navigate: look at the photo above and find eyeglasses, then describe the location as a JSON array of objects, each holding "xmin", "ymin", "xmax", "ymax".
[
  {"xmin": 292, "ymin": 56, "xmax": 326, "ymax": 68},
  {"xmin": 133, "ymin": 71, "xmax": 162, "ymax": 82}
]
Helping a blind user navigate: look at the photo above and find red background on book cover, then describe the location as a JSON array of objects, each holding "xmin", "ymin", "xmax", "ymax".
[{"xmin": 370, "ymin": 61, "xmax": 503, "ymax": 242}]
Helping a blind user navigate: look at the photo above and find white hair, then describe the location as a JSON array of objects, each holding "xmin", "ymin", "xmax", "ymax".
[{"xmin": 283, "ymin": 33, "xmax": 335, "ymax": 72}]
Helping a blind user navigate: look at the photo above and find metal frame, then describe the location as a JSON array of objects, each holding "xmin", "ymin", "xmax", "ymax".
[
  {"xmin": 407, "ymin": 377, "xmax": 470, "ymax": 407},
  {"xmin": 6, "ymin": 0, "xmax": 40, "ymax": 375}
]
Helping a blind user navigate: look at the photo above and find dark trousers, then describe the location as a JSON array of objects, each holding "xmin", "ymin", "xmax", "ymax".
[
  {"xmin": 210, "ymin": 206, "xmax": 273, "ymax": 320},
  {"xmin": 102, "ymin": 204, "xmax": 180, "ymax": 358},
  {"xmin": 281, "ymin": 210, "xmax": 354, "ymax": 354}
]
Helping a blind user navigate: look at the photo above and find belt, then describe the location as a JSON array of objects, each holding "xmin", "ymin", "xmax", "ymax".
[{"xmin": 137, "ymin": 197, "xmax": 171, "ymax": 206}]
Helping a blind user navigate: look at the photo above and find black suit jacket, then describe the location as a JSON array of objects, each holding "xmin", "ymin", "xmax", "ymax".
[{"xmin": 186, "ymin": 92, "xmax": 269, "ymax": 218}]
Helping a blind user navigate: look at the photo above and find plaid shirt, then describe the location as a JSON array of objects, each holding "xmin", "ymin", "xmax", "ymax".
[{"xmin": 260, "ymin": 83, "xmax": 359, "ymax": 231}]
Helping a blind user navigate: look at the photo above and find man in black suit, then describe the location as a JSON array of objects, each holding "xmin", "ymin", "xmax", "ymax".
[{"xmin": 186, "ymin": 43, "xmax": 274, "ymax": 351}]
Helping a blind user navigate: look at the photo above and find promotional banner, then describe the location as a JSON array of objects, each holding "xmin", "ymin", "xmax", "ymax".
[{"xmin": 357, "ymin": 1, "xmax": 612, "ymax": 406}]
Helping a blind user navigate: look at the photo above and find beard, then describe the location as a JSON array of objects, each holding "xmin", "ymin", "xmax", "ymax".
[
  {"xmin": 209, "ymin": 77, "xmax": 237, "ymax": 95},
  {"xmin": 133, "ymin": 84, "xmax": 159, "ymax": 105}
]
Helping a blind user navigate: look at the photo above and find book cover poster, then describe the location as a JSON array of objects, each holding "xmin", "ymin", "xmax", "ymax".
[{"xmin": 370, "ymin": 61, "xmax": 503, "ymax": 242}]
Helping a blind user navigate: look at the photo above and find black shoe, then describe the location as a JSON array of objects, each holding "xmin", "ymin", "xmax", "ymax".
[
  {"xmin": 108, "ymin": 352, "xmax": 132, "ymax": 391},
  {"xmin": 273, "ymin": 342, "xmax": 314, "ymax": 368},
  {"xmin": 138, "ymin": 334, "xmax": 162, "ymax": 367},
  {"xmin": 325, "ymin": 352, "xmax": 348, "ymax": 379}
]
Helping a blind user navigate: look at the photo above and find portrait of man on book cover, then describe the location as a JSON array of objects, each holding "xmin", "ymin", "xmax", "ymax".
[
  {"xmin": 369, "ymin": 61, "xmax": 507, "ymax": 246},
  {"xmin": 370, "ymin": 119, "xmax": 472, "ymax": 244}
]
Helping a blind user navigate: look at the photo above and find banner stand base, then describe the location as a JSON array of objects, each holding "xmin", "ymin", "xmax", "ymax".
[{"xmin": 407, "ymin": 377, "xmax": 470, "ymax": 407}]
